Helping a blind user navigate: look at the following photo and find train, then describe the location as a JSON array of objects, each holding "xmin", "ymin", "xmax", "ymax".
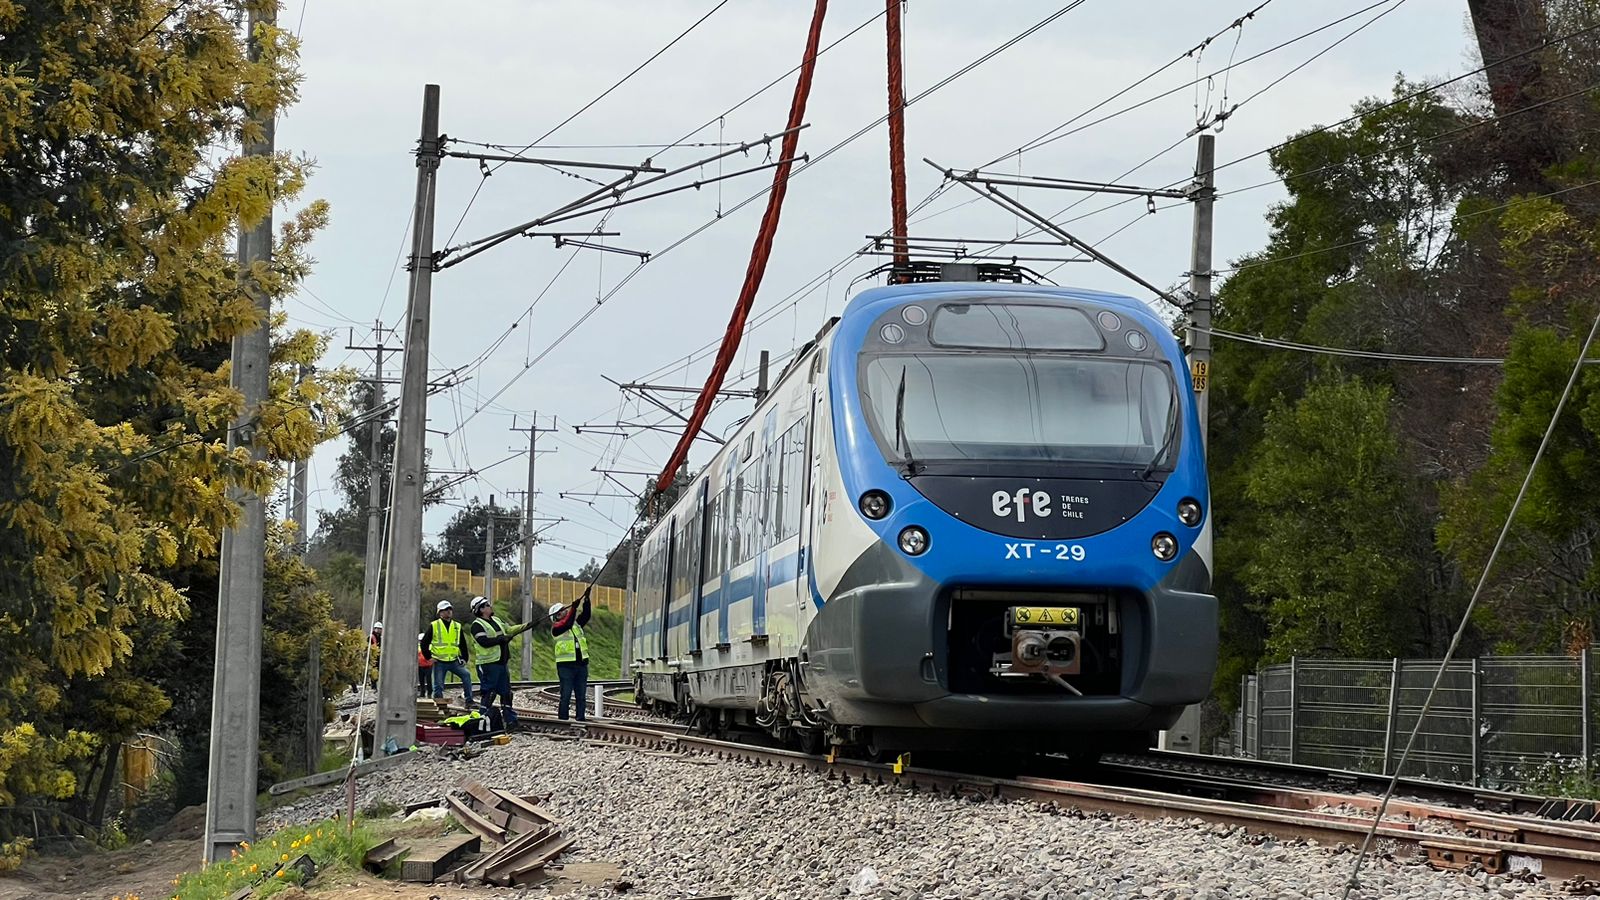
[{"xmin": 624, "ymin": 268, "xmax": 1217, "ymax": 761}]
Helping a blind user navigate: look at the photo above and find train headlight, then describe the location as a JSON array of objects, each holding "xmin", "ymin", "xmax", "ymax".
[
  {"xmin": 859, "ymin": 490, "xmax": 892, "ymax": 520},
  {"xmin": 1177, "ymin": 498, "xmax": 1203, "ymax": 527},
  {"xmin": 1151, "ymin": 532, "xmax": 1178, "ymax": 561},
  {"xmin": 898, "ymin": 526, "xmax": 930, "ymax": 556}
]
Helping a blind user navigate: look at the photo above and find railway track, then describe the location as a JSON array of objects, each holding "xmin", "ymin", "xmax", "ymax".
[
  {"xmin": 511, "ymin": 712, "xmax": 1600, "ymax": 884},
  {"xmin": 1099, "ymin": 750, "xmax": 1600, "ymax": 822}
]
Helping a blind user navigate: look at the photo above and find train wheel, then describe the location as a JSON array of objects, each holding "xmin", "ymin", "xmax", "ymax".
[{"xmin": 797, "ymin": 729, "xmax": 824, "ymax": 756}]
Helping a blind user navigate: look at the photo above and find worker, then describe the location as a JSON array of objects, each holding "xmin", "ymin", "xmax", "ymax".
[
  {"xmin": 550, "ymin": 592, "xmax": 592, "ymax": 722},
  {"xmin": 426, "ymin": 599, "xmax": 473, "ymax": 706},
  {"xmin": 370, "ymin": 621, "xmax": 383, "ymax": 648},
  {"xmin": 416, "ymin": 632, "xmax": 432, "ymax": 698},
  {"xmin": 468, "ymin": 595, "xmax": 533, "ymax": 730}
]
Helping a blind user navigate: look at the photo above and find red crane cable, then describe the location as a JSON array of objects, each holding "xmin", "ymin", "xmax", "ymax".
[
  {"xmin": 653, "ymin": 0, "xmax": 830, "ymax": 499},
  {"xmin": 886, "ymin": 0, "xmax": 910, "ymax": 273}
]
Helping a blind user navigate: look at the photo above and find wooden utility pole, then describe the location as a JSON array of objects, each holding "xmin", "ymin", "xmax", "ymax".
[
  {"xmin": 203, "ymin": 0, "xmax": 275, "ymax": 864},
  {"xmin": 374, "ymin": 84, "xmax": 441, "ymax": 755}
]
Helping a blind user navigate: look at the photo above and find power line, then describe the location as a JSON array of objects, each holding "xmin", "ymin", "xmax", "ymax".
[
  {"xmin": 1208, "ymin": 17, "xmax": 1600, "ymax": 179},
  {"xmin": 1216, "ymin": 177, "xmax": 1600, "ymax": 275},
  {"xmin": 1017, "ymin": 0, "xmax": 1397, "ymax": 159},
  {"xmin": 1214, "ymin": 78, "xmax": 1600, "ymax": 201},
  {"xmin": 441, "ymin": 0, "xmax": 733, "ymax": 243},
  {"xmin": 980, "ymin": 0, "xmax": 1278, "ymax": 170},
  {"xmin": 1341, "ymin": 308, "xmax": 1600, "ymax": 898},
  {"xmin": 449, "ymin": 2, "xmax": 1094, "ymax": 438}
]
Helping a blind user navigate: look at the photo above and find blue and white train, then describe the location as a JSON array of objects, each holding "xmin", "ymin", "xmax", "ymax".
[{"xmin": 626, "ymin": 275, "xmax": 1217, "ymax": 757}]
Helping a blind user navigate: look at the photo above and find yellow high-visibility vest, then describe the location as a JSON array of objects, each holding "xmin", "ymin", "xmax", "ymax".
[
  {"xmin": 472, "ymin": 616, "xmax": 508, "ymax": 666},
  {"xmin": 430, "ymin": 618, "xmax": 463, "ymax": 662},
  {"xmin": 553, "ymin": 623, "xmax": 588, "ymax": 664}
]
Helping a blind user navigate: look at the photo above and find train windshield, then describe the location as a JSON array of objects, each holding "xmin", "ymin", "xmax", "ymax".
[{"xmin": 860, "ymin": 354, "xmax": 1177, "ymax": 466}]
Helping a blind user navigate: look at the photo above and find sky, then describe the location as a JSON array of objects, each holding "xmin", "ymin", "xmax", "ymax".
[{"xmin": 275, "ymin": 0, "xmax": 1482, "ymax": 575}]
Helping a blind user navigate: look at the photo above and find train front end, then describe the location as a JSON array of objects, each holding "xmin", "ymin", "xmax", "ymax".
[{"xmin": 803, "ymin": 283, "xmax": 1217, "ymax": 754}]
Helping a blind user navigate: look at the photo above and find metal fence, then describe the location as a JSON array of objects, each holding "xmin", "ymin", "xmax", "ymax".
[{"xmin": 1231, "ymin": 651, "xmax": 1599, "ymax": 791}]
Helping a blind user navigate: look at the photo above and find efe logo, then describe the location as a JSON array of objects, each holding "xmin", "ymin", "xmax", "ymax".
[{"xmin": 992, "ymin": 489, "xmax": 1051, "ymax": 523}]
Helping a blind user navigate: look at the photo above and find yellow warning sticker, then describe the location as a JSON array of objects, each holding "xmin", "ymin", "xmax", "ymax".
[{"xmin": 1011, "ymin": 606, "xmax": 1081, "ymax": 626}]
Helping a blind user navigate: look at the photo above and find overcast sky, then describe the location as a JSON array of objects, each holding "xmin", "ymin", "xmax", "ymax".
[{"xmin": 277, "ymin": 0, "xmax": 1479, "ymax": 574}]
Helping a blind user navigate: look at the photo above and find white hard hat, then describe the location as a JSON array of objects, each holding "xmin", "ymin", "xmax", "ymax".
[
  {"xmin": 436, "ymin": 600, "xmax": 453, "ymax": 612},
  {"xmin": 471, "ymin": 595, "xmax": 492, "ymax": 612},
  {"xmin": 548, "ymin": 602, "xmax": 565, "ymax": 618},
  {"xmin": 372, "ymin": 621, "xmax": 383, "ymax": 630}
]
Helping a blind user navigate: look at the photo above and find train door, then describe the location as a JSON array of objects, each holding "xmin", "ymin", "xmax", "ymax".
[
  {"xmin": 752, "ymin": 408, "xmax": 779, "ymax": 639},
  {"xmin": 657, "ymin": 517, "xmax": 675, "ymax": 661},
  {"xmin": 687, "ymin": 483, "xmax": 707, "ymax": 657},
  {"xmin": 797, "ymin": 386, "xmax": 819, "ymax": 622}
]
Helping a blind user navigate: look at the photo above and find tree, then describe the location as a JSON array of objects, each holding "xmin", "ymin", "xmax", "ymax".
[
  {"xmin": 1242, "ymin": 378, "xmax": 1427, "ymax": 659},
  {"xmin": 0, "ymin": 0, "xmax": 352, "ymax": 835},
  {"xmin": 309, "ymin": 380, "xmax": 447, "ymax": 569},
  {"xmin": 425, "ymin": 498, "xmax": 525, "ymax": 575}
]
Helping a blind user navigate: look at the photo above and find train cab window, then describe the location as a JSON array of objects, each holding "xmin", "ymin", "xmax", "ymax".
[
  {"xmin": 929, "ymin": 303, "xmax": 1103, "ymax": 351},
  {"xmin": 861, "ymin": 355, "xmax": 1177, "ymax": 467}
]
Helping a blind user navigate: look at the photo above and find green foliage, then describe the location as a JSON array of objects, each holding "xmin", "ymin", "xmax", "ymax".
[
  {"xmin": 424, "ymin": 498, "xmax": 524, "ymax": 574},
  {"xmin": 1242, "ymin": 377, "xmax": 1424, "ymax": 659},
  {"xmin": 169, "ymin": 818, "xmax": 376, "ymax": 899},
  {"xmin": 0, "ymin": 0, "xmax": 361, "ymax": 839}
]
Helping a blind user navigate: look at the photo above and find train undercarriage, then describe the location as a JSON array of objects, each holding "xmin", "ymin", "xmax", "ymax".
[{"xmin": 633, "ymin": 656, "xmax": 1156, "ymax": 766}]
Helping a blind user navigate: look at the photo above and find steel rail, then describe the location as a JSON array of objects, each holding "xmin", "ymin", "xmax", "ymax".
[{"xmin": 512, "ymin": 715, "xmax": 1600, "ymax": 881}]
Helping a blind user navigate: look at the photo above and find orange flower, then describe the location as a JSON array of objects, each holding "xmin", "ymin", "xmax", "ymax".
[
  {"xmin": 280, "ymin": 853, "xmax": 288, "ymax": 862},
  {"xmin": 250, "ymin": 863, "xmax": 259, "ymax": 873}
]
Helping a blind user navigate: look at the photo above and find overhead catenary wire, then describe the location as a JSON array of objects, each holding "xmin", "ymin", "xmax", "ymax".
[
  {"xmin": 440, "ymin": 0, "xmax": 733, "ymax": 244},
  {"xmin": 1339, "ymin": 306, "xmax": 1600, "ymax": 899},
  {"xmin": 450, "ymin": 4, "xmax": 1093, "ymax": 440}
]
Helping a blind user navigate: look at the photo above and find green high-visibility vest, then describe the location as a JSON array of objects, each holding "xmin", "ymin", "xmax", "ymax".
[
  {"xmin": 554, "ymin": 623, "xmax": 588, "ymax": 664},
  {"xmin": 473, "ymin": 616, "xmax": 508, "ymax": 666},
  {"xmin": 430, "ymin": 618, "xmax": 463, "ymax": 662}
]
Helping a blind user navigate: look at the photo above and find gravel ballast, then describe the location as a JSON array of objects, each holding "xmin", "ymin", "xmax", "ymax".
[{"xmin": 264, "ymin": 732, "xmax": 1572, "ymax": 899}]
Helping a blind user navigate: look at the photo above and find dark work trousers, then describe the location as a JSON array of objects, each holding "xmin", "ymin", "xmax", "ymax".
[{"xmin": 557, "ymin": 660, "xmax": 589, "ymax": 721}]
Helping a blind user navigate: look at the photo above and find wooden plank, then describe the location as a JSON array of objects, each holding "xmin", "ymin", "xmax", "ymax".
[
  {"xmin": 400, "ymin": 834, "xmax": 481, "ymax": 882},
  {"xmin": 492, "ymin": 789, "xmax": 561, "ymax": 827},
  {"xmin": 268, "ymin": 752, "xmax": 411, "ymax": 795},
  {"xmin": 446, "ymin": 795, "xmax": 507, "ymax": 844}
]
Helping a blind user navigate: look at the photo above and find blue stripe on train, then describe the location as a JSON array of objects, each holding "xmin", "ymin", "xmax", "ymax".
[{"xmin": 665, "ymin": 549, "xmax": 801, "ymax": 630}]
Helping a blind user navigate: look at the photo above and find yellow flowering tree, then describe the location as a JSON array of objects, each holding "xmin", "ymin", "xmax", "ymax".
[{"xmin": 0, "ymin": 0, "xmax": 348, "ymax": 833}]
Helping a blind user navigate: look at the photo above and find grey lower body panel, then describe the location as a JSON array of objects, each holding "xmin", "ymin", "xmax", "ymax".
[
  {"xmin": 683, "ymin": 662, "xmax": 766, "ymax": 709},
  {"xmin": 801, "ymin": 542, "xmax": 1217, "ymax": 739}
]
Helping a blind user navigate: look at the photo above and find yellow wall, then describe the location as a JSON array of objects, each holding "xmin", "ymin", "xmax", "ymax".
[{"xmin": 418, "ymin": 563, "xmax": 625, "ymax": 612}]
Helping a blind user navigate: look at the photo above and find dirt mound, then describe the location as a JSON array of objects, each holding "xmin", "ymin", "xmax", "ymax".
[{"xmin": 145, "ymin": 803, "xmax": 206, "ymax": 842}]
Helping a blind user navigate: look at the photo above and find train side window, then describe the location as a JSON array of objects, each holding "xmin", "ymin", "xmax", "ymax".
[
  {"xmin": 729, "ymin": 472, "xmax": 745, "ymax": 565},
  {"xmin": 780, "ymin": 421, "xmax": 805, "ymax": 539},
  {"xmin": 764, "ymin": 437, "xmax": 781, "ymax": 549},
  {"xmin": 739, "ymin": 459, "xmax": 760, "ymax": 561}
]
